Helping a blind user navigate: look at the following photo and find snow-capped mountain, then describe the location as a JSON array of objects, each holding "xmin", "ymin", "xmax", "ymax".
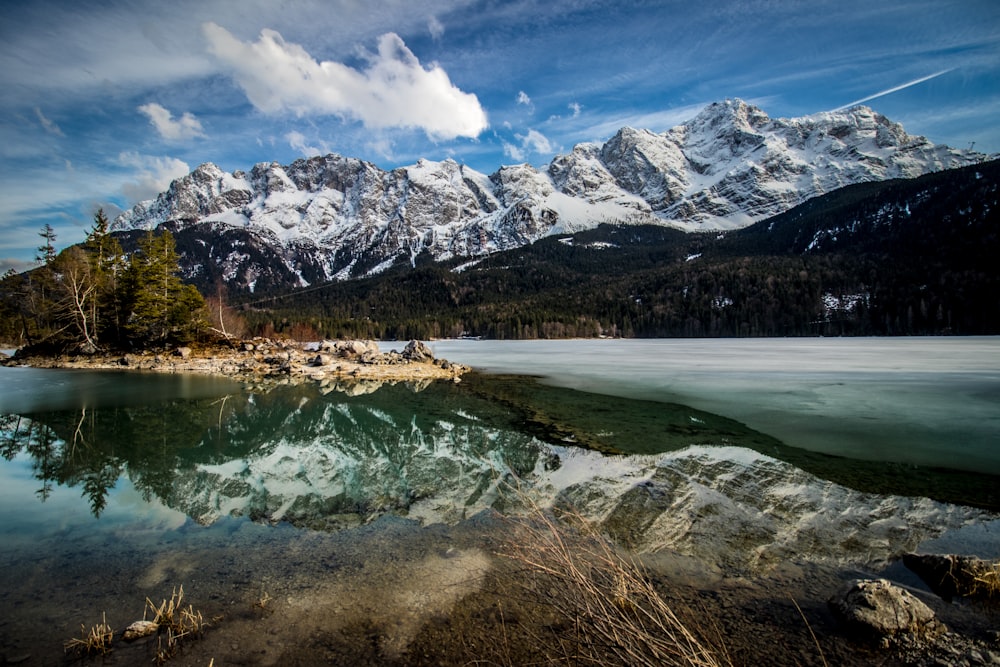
[{"xmin": 112, "ymin": 99, "xmax": 986, "ymax": 291}]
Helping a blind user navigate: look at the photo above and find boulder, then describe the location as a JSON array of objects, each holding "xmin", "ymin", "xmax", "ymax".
[
  {"xmin": 830, "ymin": 578, "xmax": 945, "ymax": 642},
  {"xmin": 335, "ymin": 340, "xmax": 373, "ymax": 358},
  {"xmin": 173, "ymin": 346, "xmax": 192, "ymax": 359},
  {"xmin": 402, "ymin": 340, "xmax": 434, "ymax": 362}
]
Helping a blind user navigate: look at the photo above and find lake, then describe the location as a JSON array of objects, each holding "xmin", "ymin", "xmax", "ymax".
[{"xmin": 1, "ymin": 337, "xmax": 998, "ymax": 665}]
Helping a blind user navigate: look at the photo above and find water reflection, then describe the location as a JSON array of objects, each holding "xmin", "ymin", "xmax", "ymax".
[{"xmin": 2, "ymin": 372, "xmax": 998, "ymax": 534}]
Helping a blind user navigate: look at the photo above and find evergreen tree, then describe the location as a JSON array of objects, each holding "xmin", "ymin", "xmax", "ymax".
[
  {"xmin": 36, "ymin": 224, "xmax": 57, "ymax": 266},
  {"xmin": 124, "ymin": 230, "xmax": 207, "ymax": 345},
  {"xmin": 83, "ymin": 209, "xmax": 125, "ymax": 344}
]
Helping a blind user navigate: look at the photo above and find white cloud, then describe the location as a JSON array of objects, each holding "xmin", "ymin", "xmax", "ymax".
[
  {"xmin": 34, "ymin": 107, "xmax": 63, "ymax": 136},
  {"xmin": 517, "ymin": 91, "xmax": 532, "ymax": 106},
  {"xmin": 501, "ymin": 141, "xmax": 524, "ymax": 162},
  {"xmin": 286, "ymin": 131, "xmax": 330, "ymax": 157},
  {"xmin": 428, "ymin": 15, "xmax": 445, "ymax": 41},
  {"xmin": 502, "ymin": 128, "xmax": 553, "ymax": 162},
  {"xmin": 520, "ymin": 129, "xmax": 552, "ymax": 154},
  {"xmin": 832, "ymin": 69, "xmax": 955, "ymax": 112},
  {"xmin": 568, "ymin": 102, "xmax": 582, "ymax": 117},
  {"xmin": 137, "ymin": 103, "xmax": 206, "ymax": 141},
  {"xmin": 202, "ymin": 23, "xmax": 488, "ymax": 140},
  {"xmin": 118, "ymin": 152, "xmax": 190, "ymax": 203}
]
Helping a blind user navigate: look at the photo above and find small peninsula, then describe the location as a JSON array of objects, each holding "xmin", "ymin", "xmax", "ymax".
[{"xmin": 2, "ymin": 338, "xmax": 469, "ymax": 386}]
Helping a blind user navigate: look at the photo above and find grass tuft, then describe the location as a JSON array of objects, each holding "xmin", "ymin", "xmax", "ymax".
[
  {"xmin": 965, "ymin": 560, "xmax": 1000, "ymax": 601},
  {"xmin": 500, "ymin": 491, "xmax": 731, "ymax": 667},
  {"xmin": 145, "ymin": 585, "xmax": 206, "ymax": 639},
  {"xmin": 64, "ymin": 612, "xmax": 114, "ymax": 657}
]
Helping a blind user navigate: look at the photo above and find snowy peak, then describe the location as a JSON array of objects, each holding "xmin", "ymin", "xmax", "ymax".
[{"xmin": 111, "ymin": 99, "xmax": 987, "ymax": 291}]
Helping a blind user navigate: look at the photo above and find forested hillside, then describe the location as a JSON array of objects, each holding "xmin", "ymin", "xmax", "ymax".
[{"xmin": 228, "ymin": 159, "xmax": 999, "ymax": 340}]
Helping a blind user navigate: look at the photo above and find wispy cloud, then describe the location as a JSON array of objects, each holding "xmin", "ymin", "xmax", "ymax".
[
  {"xmin": 202, "ymin": 23, "xmax": 488, "ymax": 140},
  {"xmin": 286, "ymin": 130, "xmax": 331, "ymax": 157},
  {"xmin": 428, "ymin": 15, "xmax": 445, "ymax": 41},
  {"xmin": 138, "ymin": 103, "xmax": 206, "ymax": 141},
  {"xmin": 117, "ymin": 152, "xmax": 190, "ymax": 203},
  {"xmin": 34, "ymin": 107, "xmax": 64, "ymax": 136},
  {"xmin": 833, "ymin": 69, "xmax": 955, "ymax": 111}
]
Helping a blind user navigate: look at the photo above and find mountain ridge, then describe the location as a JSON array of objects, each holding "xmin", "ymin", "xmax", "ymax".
[
  {"xmin": 112, "ymin": 99, "xmax": 988, "ymax": 292},
  {"xmin": 219, "ymin": 158, "xmax": 1000, "ymax": 340}
]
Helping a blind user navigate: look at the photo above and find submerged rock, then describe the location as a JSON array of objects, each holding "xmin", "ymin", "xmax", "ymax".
[
  {"xmin": 903, "ymin": 554, "xmax": 1000, "ymax": 602},
  {"xmin": 830, "ymin": 578, "xmax": 945, "ymax": 642},
  {"xmin": 122, "ymin": 619, "xmax": 158, "ymax": 641}
]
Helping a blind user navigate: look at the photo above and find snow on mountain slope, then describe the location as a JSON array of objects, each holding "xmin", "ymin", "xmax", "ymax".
[{"xmin": 112, "ymin": 99, "xmax": 986, "ymax": 290}]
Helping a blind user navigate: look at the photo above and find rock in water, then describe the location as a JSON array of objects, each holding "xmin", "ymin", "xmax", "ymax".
[
  {"xmin": 402, "ymin": 340, "xmax": 434, "ymax": 362},
  {"xmin": 122, "ymin": 619, "xmax": 158, "ymax": 641},
  {"xmin": 830, "ymin": 578, "xmax": 945, "ymax": 641}
]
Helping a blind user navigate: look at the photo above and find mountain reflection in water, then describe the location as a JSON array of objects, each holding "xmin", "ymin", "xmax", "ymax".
[{"xmin": 1, "ymin": 370, "xmax": 996, "ymax": 573}]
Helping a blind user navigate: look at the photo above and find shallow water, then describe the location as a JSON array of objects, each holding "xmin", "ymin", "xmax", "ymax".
[
  {"xmin": 0, "ymin": 339, "xmax": 998, "ymax": 664},
  {"xmin": 432, "ymin": 337, "xmax": 1000, "ymax": 475}
]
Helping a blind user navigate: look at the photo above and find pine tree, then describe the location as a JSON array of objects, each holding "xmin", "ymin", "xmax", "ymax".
[
  {"xmin": 125, "ymin": 230, "xmax": 207, "ymax": 345},
  {"xmin": 36, "ymin": 224, "xmax": 57, "ymax": 266},
  {"xmin": 83, "ymin": 209, "xmax": 125, "ymax": 344}
]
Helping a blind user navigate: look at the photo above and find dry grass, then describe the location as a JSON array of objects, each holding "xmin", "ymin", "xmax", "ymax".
[
  {"xmin": 145, "ymin": 585, "xmax": 206, "ymax": 638},
  {"xmin": 963, "ymin": 560, "xmax": 1000, "ymax": 602},
  {"xmin": 500, "ymin": 500, "xmax": 732, "ymax": 667},
  {"xmin": 64, "ymin": 612, "xmax": 114, "ymax": 657},
  {"xmin": 253, "ymin": 590, "xmax": 273, "ymax": 611},
  {"xmin": 145, "ymin": 585, "xmax": 212, "ymax": 664}
]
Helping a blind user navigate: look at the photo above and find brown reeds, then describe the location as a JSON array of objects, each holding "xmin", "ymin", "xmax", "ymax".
[
  {"xmin": 500, "ymin": 497, "xmax": 731, "ymax": 667},
  {"xmin": 64, "ymin": 612, "xmax": 114, "ymax": 657},
  {"xmin": 965, "ymin": 560, "xmax": 1000, "ymax": 601},
  {"xmin": 145, "ymin": 585, "xmax": 210, "ymax": 664},
  {"xmin": 145, "ymin": 585, "xmax": 205, "ymax": 638}
]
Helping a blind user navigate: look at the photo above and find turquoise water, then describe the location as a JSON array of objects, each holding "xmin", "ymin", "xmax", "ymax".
[{"xmin": 1, "ymin": 339, "xmax": 998, "ymax": 664}]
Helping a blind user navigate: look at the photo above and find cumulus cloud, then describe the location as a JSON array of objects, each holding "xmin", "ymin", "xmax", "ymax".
[
  {"xmin": 501, "ymin": 141, "xmax": 525, "ymax": 162},
  {"xmin": 138, "ymin": 103, "xmax": 206, "ymax": 141},
  {"xmin": 502, "ymin": 128, "xmax": 554, "ymax": 162},
  {"xmin": 202, "ymin": 23, "xmax": 488, "ymax": 140},
  {"xmin": 118, "ymin": 152, "xmax": 190, "ymax": 202},
  {"xmin": 521, "ymin": 129, "xmax": 552, "ymax": 154},
  {"xmin": 569, "ymin": 102, "xmax": 582, "ymax": 117},
  {"xmin": 517, "ymin": 91, "xmax": 532, "ymax": 106}
]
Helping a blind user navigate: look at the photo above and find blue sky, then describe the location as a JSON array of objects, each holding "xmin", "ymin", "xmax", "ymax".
[{"xmin": 1, "ymin": 0, "xmax": 998, "ymax": 273}]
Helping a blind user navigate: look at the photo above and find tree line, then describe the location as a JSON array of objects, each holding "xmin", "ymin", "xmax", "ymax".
[
  {"xmin": 230, "ymin": 160, "xmax": 1000, "ymax": 340},
  {"xmin": 0, "ymin": 211, "xmax": 228, "ymax": 351},
  {"xmin": 3, "ymin": 159, "xmax": 996, "ymax": 346}
]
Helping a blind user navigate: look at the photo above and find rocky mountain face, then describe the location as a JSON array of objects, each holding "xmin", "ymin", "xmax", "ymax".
[{"xmin": 112, "ymin": 99, "xmax": 986, "ymax": 292}]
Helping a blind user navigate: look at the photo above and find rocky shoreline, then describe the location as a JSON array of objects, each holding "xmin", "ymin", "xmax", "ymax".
[{"xmin": 0, "ymin": 338, "xmax": 469, "ymax": 386}]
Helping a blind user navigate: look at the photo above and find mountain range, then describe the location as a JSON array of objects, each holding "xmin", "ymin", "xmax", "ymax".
[{"xmin": 111, "ymin": 99, "xmax": 988, "ymax": 294}]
